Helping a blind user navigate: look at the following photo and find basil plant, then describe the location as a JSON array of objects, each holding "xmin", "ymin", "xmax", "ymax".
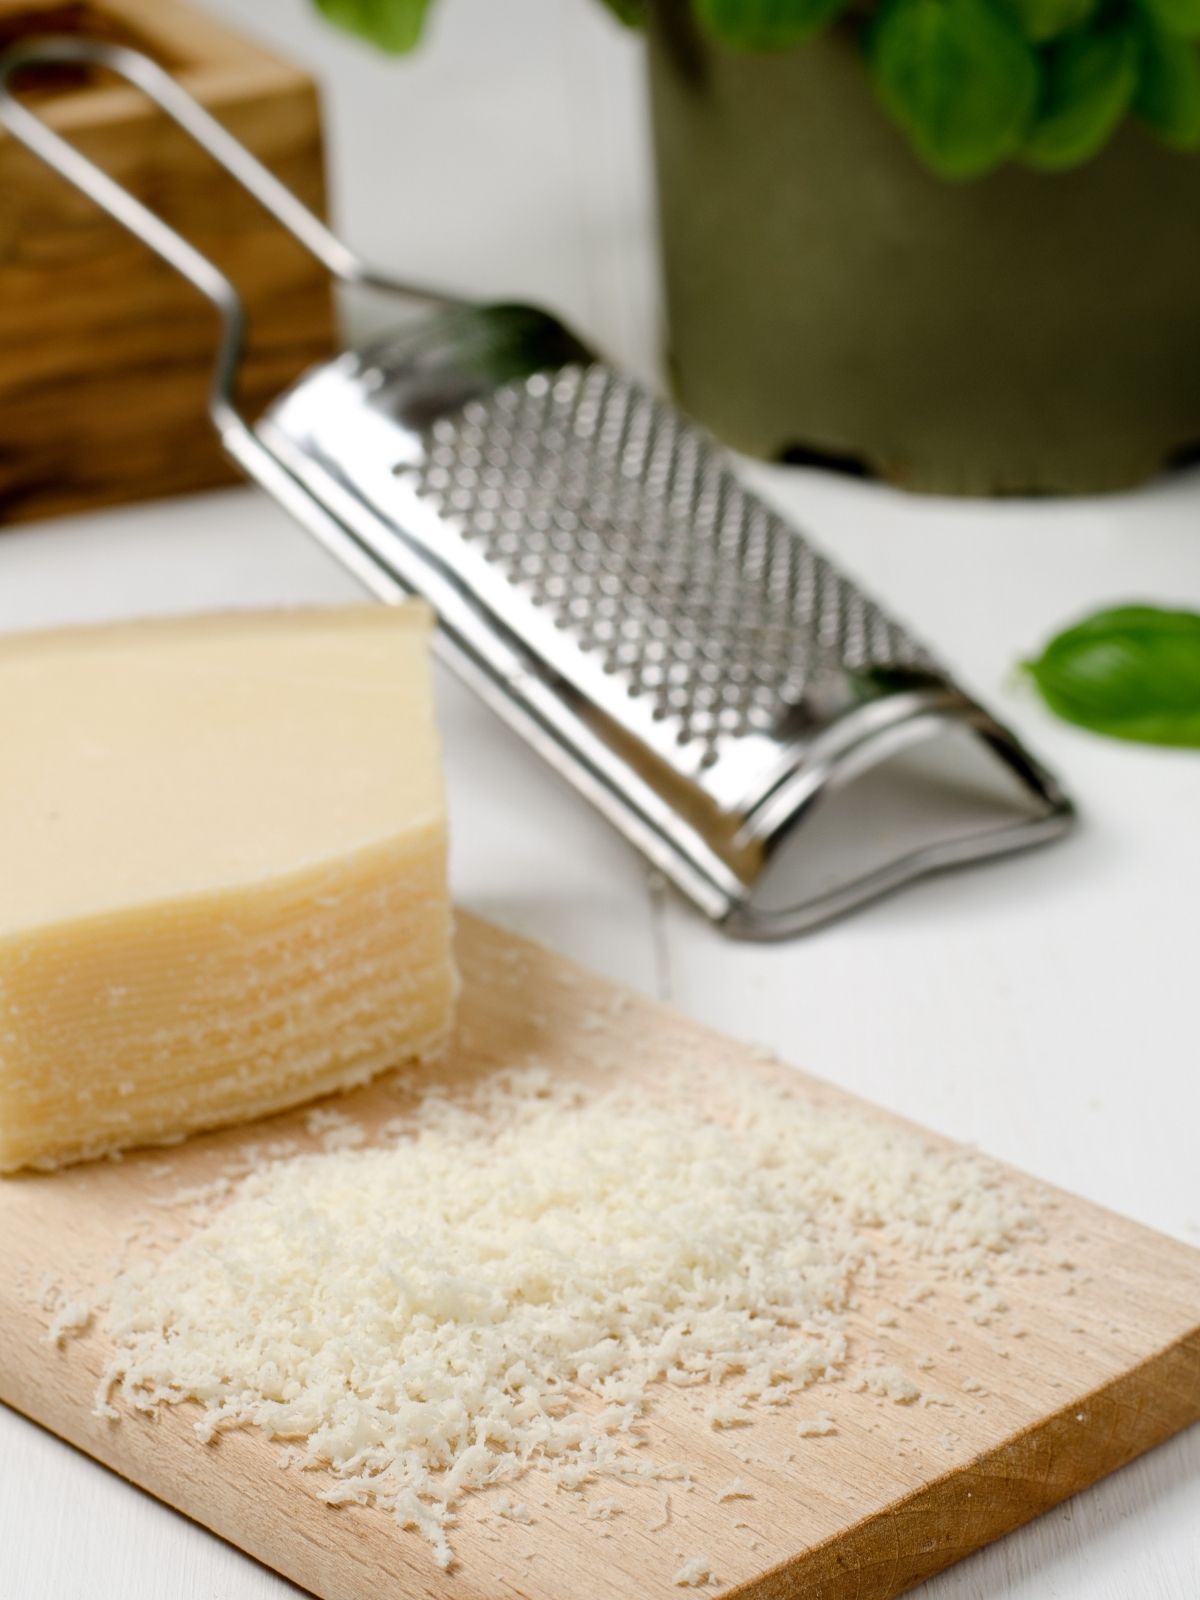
[{"xmin": 314, "ymin": 0, "xmax": 1200, "ymax": 179}]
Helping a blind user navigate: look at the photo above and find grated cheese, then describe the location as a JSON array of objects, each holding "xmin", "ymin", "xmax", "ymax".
[
  {"xmin": 673, "ymin": 1555, "xmax": 715, "ymax": 1587},
  {"xmin": 858, "ymin": 1366, "xmax": 921, "ymax": 1404},
  {"xmin": 46, "ymin": 1298, "xmax": 93, "ymax": 1347},
  {"xmin": 796, "ymin": 1412, "xmax": 837, "ymax": 1437},
  {"xmin": 703, "ymin": 1401, "xmax": 750, "ymax": 1430},
  {"xmin": 84, "ymin": 1066, "xmax": 1035, "ymax": 1570}
]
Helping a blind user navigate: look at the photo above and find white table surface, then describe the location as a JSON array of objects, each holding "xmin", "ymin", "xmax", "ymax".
[{"xmin": 2, "ymin": 1, "xmax": 1199, "ymax": 1594}]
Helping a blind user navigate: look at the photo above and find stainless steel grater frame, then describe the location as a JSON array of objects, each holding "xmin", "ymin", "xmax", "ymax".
[{"xmin": 0, "ymin": 39, "xmax": 1074, "ymax": 938}]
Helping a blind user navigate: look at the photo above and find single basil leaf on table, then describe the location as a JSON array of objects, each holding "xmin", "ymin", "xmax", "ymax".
[
  {"xmin": 1135, "ymin": 22, "xmax": 1200, "ymax": 143},
  {"xmin": 868, "ymin": 0, "xmax": 1041, "ymax": 179},
  {"xmin": 1022, "ymin": 20, "xmax": 1139, "ymax": 167},
  {"xmin": 1004, "ymin": 0, "xmax": 1095, "ymax": 43},
  {"xmin": 1023, "ymin": 605, "xmax": 1200, "ymax": 746},
  {"xmin": 313, "ymin": 0, "xmax": 434, "ymax": 51},
  {"xmin": 696, "ymin": 0, "xmax": 850, "ymax": 49}
]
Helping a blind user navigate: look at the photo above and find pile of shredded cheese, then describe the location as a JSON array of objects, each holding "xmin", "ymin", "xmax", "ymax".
[{"xmin": 88, "ymin": 1067, "xmax": 1035, "ymax": 1569}]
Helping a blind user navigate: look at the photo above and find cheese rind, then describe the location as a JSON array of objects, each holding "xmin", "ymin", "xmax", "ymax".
[{"xmin": 0, "ymin": 605, "xmax": 456, "ymax": 1172}]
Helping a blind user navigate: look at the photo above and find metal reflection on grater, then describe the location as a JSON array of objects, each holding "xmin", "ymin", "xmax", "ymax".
[{"xmin": 410, "ymin": 363, "xmax": 936, "ymax": 775}]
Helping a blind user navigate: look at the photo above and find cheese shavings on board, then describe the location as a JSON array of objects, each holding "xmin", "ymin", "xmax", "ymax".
[{"xmin": 78, "ymin": 1066, "xmax": 1038, "ymax": 1571}]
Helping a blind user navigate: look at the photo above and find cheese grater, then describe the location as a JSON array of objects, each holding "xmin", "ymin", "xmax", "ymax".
[{"xmin": 0, "ymin": 39, "xmax": 1073, "ymax": 939}]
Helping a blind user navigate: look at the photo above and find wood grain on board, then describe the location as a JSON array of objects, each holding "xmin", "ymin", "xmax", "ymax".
[
  {"xmin": 0, "ymin": 0, "xmax": 335, "ymax": 524},
  {"xmin": 1, "ymin": 912, "xmax": 1198, "ymax": 1600}
]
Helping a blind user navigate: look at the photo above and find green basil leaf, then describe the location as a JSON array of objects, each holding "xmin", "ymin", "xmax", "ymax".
[
  {"xmin": 1023, "ymin": 21, "xmax": 1138, "ymax": 167},
  {"xmin": 597, "ymin": 0, "xmax": 647, "ymax": 23},
  {"xmin": 1141, "ymin": 0, "xmax": 1200, "ymax": 42},
  {"xmin": 695, "ymin": 0, "xmax": 849, "ymax": 50},
  {"xmin": 868, "ymin": 0, "xmax": 1041, "ymax": 178},
  {"xmin": 312, "ymin": 0, "xmax": 433, "ymax": 51},
  {"xmin": 1023, "ymin": 604, "xmax": 1200, "ymax": 746},
  {"xmin": 1135, "ymin": 22, "xmax": 1200, "ymax": 142},
  {"xmin": 1004, "ymin": 0, "xmax": 1094, "ymax": 44}
]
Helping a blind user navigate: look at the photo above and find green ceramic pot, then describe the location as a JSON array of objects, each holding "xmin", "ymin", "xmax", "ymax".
[{"xmin": 647, "ymin": 1, "xmax": 1200, "ymax": 495}]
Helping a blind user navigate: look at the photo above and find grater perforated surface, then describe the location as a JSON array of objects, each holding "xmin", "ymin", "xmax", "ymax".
[{"xmin": 411, "ymin": 364, "xmax": 937, "ymax": 771}]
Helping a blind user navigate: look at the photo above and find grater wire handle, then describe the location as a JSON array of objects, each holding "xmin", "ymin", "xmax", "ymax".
[
  {"xmin": 0, "ymin": 38, "xmax": 457, "ymax": 307},
  {"xmin": 0, "ymin": 36, "xmax": 423, "ymax": 601}
]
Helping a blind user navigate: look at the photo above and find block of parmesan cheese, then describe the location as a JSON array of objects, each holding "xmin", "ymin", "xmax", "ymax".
[{"xmin": 0, "ymin": 605, "xmax": 456, "ymax": 1172}]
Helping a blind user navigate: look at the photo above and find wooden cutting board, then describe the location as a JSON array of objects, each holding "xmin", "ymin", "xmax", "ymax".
[{"xmin": 1, "ymin": 913, "xmax": 1198, "ymax": 1600}]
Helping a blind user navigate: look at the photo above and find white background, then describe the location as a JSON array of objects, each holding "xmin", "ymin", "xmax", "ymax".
[{"xmin": 1, "ymin": 1, "xmax": 1198, "ymax": 1594}]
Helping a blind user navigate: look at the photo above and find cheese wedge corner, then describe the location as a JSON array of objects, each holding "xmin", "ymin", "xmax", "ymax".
[{"xmin": 0, "ymin": 604, "xmax": 456, "ymax": 1172}]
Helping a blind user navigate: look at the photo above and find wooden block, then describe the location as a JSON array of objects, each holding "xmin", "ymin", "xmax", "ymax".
[
  {"xmin": 1, "ymin": 913, "xmax": 1198, "ymax": 1599},
  {"xmin": 0, "ymin": 0, "xmax": 335, "ymax": 524}
]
